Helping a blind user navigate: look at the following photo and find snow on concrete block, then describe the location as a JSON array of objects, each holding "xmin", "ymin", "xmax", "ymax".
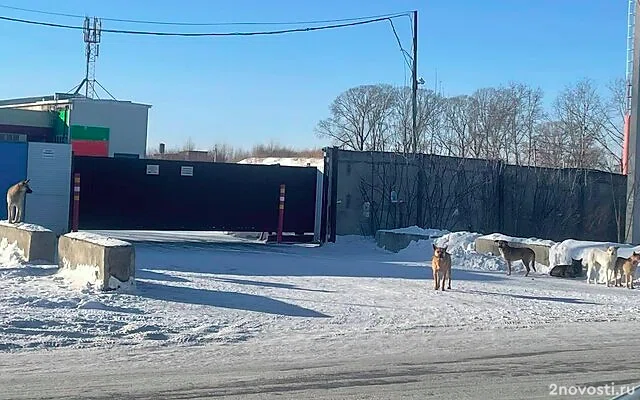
[
  {"xmin": 375, "ymin": 226, "xmax": 448, "ymax": 253},
  {"xmin": 58, "ymin": 231, "xmax": 135, "ymax": 291},
  {"xmin": 475, "ymin": 233, "xmax": 556, "ymax": 266},
  {"xmin": 0, "ymin": 220, "xmax": 56, "ymax": 263}
]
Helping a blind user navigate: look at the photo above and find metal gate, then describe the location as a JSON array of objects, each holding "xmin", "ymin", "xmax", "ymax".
[
  {"xmin": 72, "ymin": 156, "xmax": 319, "ymax": 232},
  {"xmin": 0, "ymin": 141, "xmax": 28, "ymax": 221}
]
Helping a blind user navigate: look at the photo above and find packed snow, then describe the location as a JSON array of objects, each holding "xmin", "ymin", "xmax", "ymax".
[
  {"xmin": 0, "ymin": 220, "xmax": 52, "ymax": 232},
  {"xmin": 477, "ymin": 232, "xmax": 556, "ymax": 247},
  {"xmin": 1, "ymin": 230, "xmax": 640, "ymax": 354},
  {"xmin": 64, "ymin": 231, "xmax": 131, "ymax": 247}
]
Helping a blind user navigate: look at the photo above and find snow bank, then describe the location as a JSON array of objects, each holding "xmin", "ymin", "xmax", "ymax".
[
  {"xmin": 549, "ymin": 239, "xmax": 639, "ymax": 267},
  {"xmin": 377, "ymin": 226, "xmax": 449, "ymax": 237},
  {"xmin": 0, "ymin": 238, "xmax": 26, "ymax": 267},
  {"xmin": 64, "ymin": 231, "xmax": 131, "ymax": 247},
  {"xmin": 396, "ymin": 231, "xmax": 552, "ymax": 274},
  {"xmin": 478, "ymin": 232, "xmax": 556, "ymax": 247}
]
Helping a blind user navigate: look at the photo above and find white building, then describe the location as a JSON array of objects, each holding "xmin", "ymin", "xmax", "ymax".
[{"xmin": 0, "ymin": 93, "xmax": 151, "ymax": 158}]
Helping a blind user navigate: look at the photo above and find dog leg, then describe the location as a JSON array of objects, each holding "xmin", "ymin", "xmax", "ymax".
[
  {"xmin": 507, "ymin": 260, "xmax": 511, "ymax": 276},
  {"xmin": 433, "ymin": 268, "xmax": 439, "ymax": 290},
  {"xmin": 440, "ymin": 273, "xmax": 445, "ymax": 291},
  {"xmin": 531, "ymin": 254, "xmax": 536, "ymax": 272},
  {"xmin": 447, "ymin": 269, "xmax": 451, "ymax": 290},
  {"xmin": 524, "ymin": 260, "xmax": 530, "ymax": 277}
]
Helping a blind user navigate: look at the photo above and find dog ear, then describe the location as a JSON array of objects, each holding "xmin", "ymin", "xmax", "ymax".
[
  {"xmin": 24, "ymin": 179, "xmax": 30, "ymax": 184},
  {"xmin": 432, "ymin": 243, "xmax": 436, "ymax": 251}
]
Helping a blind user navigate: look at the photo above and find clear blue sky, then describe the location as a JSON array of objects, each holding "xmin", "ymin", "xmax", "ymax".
[{"xmin": 0, "ymin": 0, "xmax": 628, "ymax": 152}]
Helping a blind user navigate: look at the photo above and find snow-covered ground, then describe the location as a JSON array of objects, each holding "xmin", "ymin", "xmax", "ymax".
[{"xmin": 1, "ymin": 230, "xmax": 640, "ymax": 354}]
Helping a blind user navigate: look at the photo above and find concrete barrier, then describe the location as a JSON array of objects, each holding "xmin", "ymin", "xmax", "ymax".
[
  {"xmin": 0, "ymin": 220, "xmax": 56, "ymax": 263},
  {"xmin": 375, "ymin": 228, "xmax": 447, "ymax": 253},
  {"xmin": 474, "ymin": 233, "xmax": 555, "ymax": 266},
  {"xmin": 58, "ymin": 232, "xmax": 135, "ymax": 291}
]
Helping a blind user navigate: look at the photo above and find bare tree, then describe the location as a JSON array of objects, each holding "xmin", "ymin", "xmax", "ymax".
[
  {"xmin": 441, "ymin": 95, "xmax": 472, "ymax": 158},
  {"xmin": 316, "ymin": 84, "xmax": 396, "ymax": 151},
  {"xmin": 391, "ymin": 87, "xmax": 444, "ymax": 154},
  {"xmin": 553, "ymin": 78, "xmax": 608, "ymax": 169},
  {"xmin": 600, "ymin": 77, "xmax": 626, "ymax": 170},
  {"xmin": 467, "ymin": 87, "xmax": 513, "ymax": 161},
  {"xmin": 182, "ymin": 137, "xmax": 197, "ymax": 151},
  {"xmin": 503, "ymin": 83, "xmax": 545, "ymax": 165}
]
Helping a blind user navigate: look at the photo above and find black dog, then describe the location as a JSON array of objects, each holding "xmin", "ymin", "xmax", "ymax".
[{"xmin": 549, "ymin": 258, "xmax": 583, "ymax": 278}]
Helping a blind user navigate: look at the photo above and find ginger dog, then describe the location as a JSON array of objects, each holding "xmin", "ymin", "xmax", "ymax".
[
  {"xmin": 432, "ymin": 243, "xmax": 452, "ymax": 291},
  {"xmin": 620, "ymin": 251, "xmax": 640, "ymax": 289}
]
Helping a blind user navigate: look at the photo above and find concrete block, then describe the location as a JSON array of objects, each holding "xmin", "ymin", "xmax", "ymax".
[
  {"xmin": 0, "ymin": 220, "xmax": 56, "ymax": 263},
  {"xmin": 375, "ymin": 229, "xmax": 444, "ymax": 253},
  {"xmin": 58, "ymin": 231, "xmax": 135, "ymax": 291},
  {"xmin": 474, "ymin": 234, "xmax": 555, "ymax": 266}
]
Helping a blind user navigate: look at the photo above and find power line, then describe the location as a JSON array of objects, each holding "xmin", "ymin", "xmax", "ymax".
[
  {"xmin": 0, "ymin": 4, "xmax": 411, "ymax": 27},
  {"xmin": 0, "ymin": 13, "xmax": 410, "ymax": 36}
]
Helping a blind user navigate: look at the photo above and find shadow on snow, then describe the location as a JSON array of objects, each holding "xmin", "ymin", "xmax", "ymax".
[{"xmin": 136, "ymin": 281, "xmax": 331, "ymax": 318}]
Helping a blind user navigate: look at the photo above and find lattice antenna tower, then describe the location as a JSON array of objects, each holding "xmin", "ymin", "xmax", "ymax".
[
  {"xmin": 626, "ymin": 0, "xmax": 635, "ymax": 113},
  {"xmin": 83, "ymin": 16, "xmax": 102, "ymax": 98}
]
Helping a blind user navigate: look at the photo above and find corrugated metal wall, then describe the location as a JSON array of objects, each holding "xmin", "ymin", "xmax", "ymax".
[
  {"xmin": 0, "ymin": 142, "xmax": 28, "ymax": 221},
  {"xmin": 24, "ymin": 143, "xmax": 72, "ymax": 235}
]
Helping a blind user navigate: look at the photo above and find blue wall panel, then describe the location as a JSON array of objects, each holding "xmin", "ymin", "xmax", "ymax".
[{"xmin": 0, "ymin": 142, "xmax": 28, "ymax": 221}]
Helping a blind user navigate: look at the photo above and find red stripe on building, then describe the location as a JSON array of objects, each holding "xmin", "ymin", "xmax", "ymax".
[{"xmin": 72, "ymin": 140, "xmax": 108, "ymax": 157}]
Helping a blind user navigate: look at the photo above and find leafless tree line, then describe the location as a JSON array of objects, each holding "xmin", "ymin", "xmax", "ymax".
[
  {"xmin": 148, "ymin": 139, "xmax": 323, "ymax": 163},
  {"xmin": 316, "ymin": 77, "xmax": 627, "ymax": 172}
]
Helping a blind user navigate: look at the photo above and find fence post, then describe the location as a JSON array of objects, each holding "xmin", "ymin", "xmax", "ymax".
[
  {"xmin": 277, "ymin": 184, "xmax": 286, "ymax": 243},
  {"xmin": 72, "ymin": 173, "xmax": 80, "ymax": 232}
]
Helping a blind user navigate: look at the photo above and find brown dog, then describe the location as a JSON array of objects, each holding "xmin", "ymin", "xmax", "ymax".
[
  {"xmin": 6, "ymin": 179, "xmax": 33, "ymax": 224},
  {"xmin": 432, "ymin": 243, "xmax": 452, "ymax": 291},
  {"xmin": 495, "ymin": 240, "xmax": 536, "ymax": 277},
  {"xmin": 620, "ymin": 252, "xmax": 640, "ymax": 289},
  {"xmin": 614, "ymin": 256, "xmax": 627, "ymax": 287}
]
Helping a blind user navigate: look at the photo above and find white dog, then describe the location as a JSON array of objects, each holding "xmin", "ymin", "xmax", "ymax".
[{"xmin": 585, "ymin": 246, "xmax": 619, "ymax": 286}]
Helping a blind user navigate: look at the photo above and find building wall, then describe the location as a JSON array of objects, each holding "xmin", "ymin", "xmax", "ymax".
[
  {"xmin": 24, "ymin": 143, "xmax": 72, "ymax": 235},
  {"xmin": 0, "ymin": 108, "xmax": 52, "ymax": 127},
  {"xmin": 0, "ymin": 108, "xmax": 55, "ymax": 142},
  {"xmin": 328, "ymin": 149, "xmax": 627, "ymax": 243},
  {"xmin": 69, "ymin": 100, "xmax": 150, "ymax": 158}
]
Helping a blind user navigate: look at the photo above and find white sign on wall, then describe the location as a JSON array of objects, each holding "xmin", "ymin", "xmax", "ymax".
[
  {"xmin": 42, "ymin": 149, "xmax": 55, "ymax": 159},
  {"xmin": 180, "ymin": 166, "xmax": 194, "ymax": 177},
  {"xmin": 146, "ymin": 164, "xmax": 160, "ymax": 175}
]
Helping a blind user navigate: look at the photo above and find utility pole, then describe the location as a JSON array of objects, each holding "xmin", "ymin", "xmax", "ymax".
[
  {"xmin": 412, "ymin": 10, "xmax": 424, "ymax": 226},
  {"xmin": 411, "ymin": 10, "xmax": 418, "ymax": 154}
]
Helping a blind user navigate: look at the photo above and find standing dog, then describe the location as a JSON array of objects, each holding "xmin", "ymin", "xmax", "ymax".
[
  {"xmin": 614, "ymin": 256, "xmax": 628, "ymax": 287},
  {"xmin": 432, "ymin": 243, "xmax": 452, "ymax": 291},
  {"xmin": 495, "ymin": 240, "xmax": 536, "ymax": 277},
  {"xmin": 620, "ymin": 252, "xmax": 640, "ymax": 289},
  {"xmin": 6, "ymin": 179, "xmax": 32, "ymax": 224},
  {"xmin": 585, "ymin": 246, "xmax": 618, "ymax": 286}
]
